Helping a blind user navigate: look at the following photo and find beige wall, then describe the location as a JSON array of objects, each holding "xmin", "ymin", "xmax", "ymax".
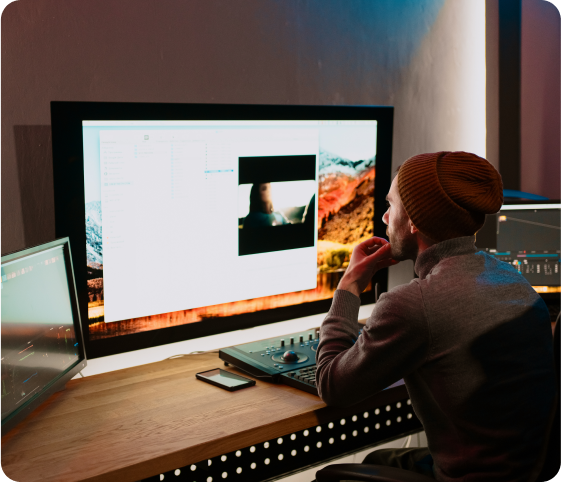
[
  {"xmin": 1, "ymin": 0, "xmax": 488, "ymax": 266},
  {"xmin": 520, "ymin": 0, "xmax": 560, "ymax": 199}
]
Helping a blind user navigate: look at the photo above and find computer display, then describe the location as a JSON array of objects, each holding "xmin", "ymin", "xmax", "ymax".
[
  {"xmin": 476, "ymin": 203, "xmax": 561, "ymax": 292},
  {"xmin": 52, "ymin": 102, "xmax": 393, "ymax": 358},
  {"xmin": 1, "ymin": 238, "xmax": 87, "ymax": 435}
]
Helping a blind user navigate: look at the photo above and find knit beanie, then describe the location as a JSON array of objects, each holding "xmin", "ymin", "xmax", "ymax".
[{"xmin": 397, "ymin": 151, "xmax": 503, "ymax": 242}]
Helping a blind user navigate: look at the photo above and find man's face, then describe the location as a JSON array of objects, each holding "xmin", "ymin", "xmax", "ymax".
[{"xmin": 382, "ymin": 175, "xmax": 418, "ymax": 261}]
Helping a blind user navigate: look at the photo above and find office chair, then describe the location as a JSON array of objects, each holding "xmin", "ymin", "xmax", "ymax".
[
  {"xmin": 316, "ymin": 318, "xmax": 560, "ymax": 482},
  {"xmin": 536, "ymin": 313, "xmax": 560, "ymax": 481}
]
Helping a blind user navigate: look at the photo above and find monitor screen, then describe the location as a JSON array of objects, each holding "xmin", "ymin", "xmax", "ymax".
[
  {"xmin": 1, "ymin": 238, "xmax": 87, "ymax": 435},
  {"xmin": 52, "ymin": 103, "xmax": 393, "ymax": 358},
  {"xmin": 476, "ymin": 203, "xmax": 561, "ymax": 293}
]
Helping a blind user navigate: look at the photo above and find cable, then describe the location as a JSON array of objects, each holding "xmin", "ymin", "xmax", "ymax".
[
  {"xmin": 402, "ymin": 434, "xmax": 412, "ymax": 448},
  {"xmin": 165, "ymin": 350, "xmax": 219, "ymax": 359},
  {"xmin": 164, "ymin": 350, "xmax": 272, "ymax": 379},
  {"xmin": 227, "ymin": 364, "xmax": 275, "ymax": 380}
]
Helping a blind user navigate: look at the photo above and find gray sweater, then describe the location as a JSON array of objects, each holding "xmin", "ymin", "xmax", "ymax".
[{"xmin": 316, "ymin": 236, "xmax": 556, "ymax": 481}]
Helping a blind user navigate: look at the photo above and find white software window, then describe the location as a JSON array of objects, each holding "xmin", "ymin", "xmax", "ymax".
[{"xmin": 99, "ymin": 126, "xmax": 319, "ymax": 323}]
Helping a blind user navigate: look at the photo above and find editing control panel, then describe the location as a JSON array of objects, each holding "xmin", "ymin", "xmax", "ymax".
[{"xmin": 219, "ymin": 329, "xmax": 320, "ymax": 395}]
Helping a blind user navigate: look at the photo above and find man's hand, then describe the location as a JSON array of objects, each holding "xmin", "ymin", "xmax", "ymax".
[{"xmin": 338, "ymin": 237, "xmax": 399, "ymax": 297}]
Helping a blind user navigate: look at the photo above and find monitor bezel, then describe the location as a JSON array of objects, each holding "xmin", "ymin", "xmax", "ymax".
[
  {"xmin": 51, "ymin": 101, "xmax": 394, "ymax": 359},
  {"xmin": 1, "ymin": 237, "xmax": 88, "ymax": 436},
  {"xmin": 501, "ymin": 201, "xmax": 561, "ymax": 208}
]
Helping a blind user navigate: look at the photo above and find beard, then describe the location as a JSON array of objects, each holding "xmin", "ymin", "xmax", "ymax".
[{"xmin": 387, "ymin": 226, "xmax": 418, "ymax": 261}]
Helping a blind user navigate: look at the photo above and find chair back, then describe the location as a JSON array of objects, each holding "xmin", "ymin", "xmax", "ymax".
[{"xmin": 535, "ymin": 315, "xmax": 560, "ymax": 481}]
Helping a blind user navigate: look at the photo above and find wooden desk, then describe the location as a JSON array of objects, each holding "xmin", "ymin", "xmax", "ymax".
[{"xmin": 2, "ymin": 353, "xmax": 412, "ymax": 482}]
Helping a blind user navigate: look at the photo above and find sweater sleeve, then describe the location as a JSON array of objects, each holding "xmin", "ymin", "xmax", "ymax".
[{"xmin": 316, "ymin": 282, "xmax": 430, "ymax": 407}]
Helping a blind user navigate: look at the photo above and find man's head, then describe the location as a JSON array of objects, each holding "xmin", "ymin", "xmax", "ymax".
[{"xmin": 383, "ymin": 151, "xmax": 503, "ymax": 260}]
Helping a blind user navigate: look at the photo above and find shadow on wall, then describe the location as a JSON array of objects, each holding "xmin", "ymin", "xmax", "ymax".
[{"xmin": 14, "ymin": 125, "xmax": 56, "ymax": 250}]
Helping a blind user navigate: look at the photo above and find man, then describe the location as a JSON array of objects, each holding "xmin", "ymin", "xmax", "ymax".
[
  {"xmin": 243, "ymin": 182, "xmax": 290, "ymax": 227},
  {"xmin": 316, "ymin": 151, "xmax": 556, "ymax": 481}
]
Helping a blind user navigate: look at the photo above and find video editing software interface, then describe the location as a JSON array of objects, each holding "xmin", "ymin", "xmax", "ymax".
[
  {"xmin": 1, "ymin": 246, "xmax": 80, "ymax": 422},
  {"xmin": 82, "ymin": 120, "xmax": 379, "ymax": 341},
  {"xmin": 478, "ymin": 204, "xmax": 561, "ymax": 292}
]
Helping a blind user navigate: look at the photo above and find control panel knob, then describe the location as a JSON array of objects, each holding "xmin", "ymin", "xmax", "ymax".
[
  {"xmin": 290, "ymin": 337, "xmax": 294, "ymax": 345},
  {"xmin": 316, "ymin": 330, "xmax": 320, "ymax": 339},
  {"xmin": 308, "ymin": 333, "xmax": 313, "ymax": 341},
  {"xmin": 299, "ymin": 335, "xmax": 304, "ymax": 343},
  {"xmin": 282, "ymin": 350, "xmax": 299, "ymax": 362},
  {"xmin": 280, "ymin": 339, "xmax": 285, "ymax": 347}
]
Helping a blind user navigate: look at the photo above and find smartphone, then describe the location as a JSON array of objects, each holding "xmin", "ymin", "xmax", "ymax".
[{"xmin": 196, "ymin": 368, "xmax": 256, "ymax": 391}]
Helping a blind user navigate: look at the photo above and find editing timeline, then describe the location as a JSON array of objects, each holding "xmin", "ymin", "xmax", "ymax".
[{"xmin": 492, "ymin": 253, "xmax": 559, "ymax": 285}]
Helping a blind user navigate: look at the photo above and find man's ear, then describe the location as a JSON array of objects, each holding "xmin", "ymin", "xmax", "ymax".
[{"xmin": 409, "ymin": 219, "xmax": 419, "ymax": 235}]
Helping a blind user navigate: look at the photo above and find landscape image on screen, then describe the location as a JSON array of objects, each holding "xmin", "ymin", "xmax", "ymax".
[{"xmin": 85, "ymin": 124, "xmax": 377, "ymax": 340}]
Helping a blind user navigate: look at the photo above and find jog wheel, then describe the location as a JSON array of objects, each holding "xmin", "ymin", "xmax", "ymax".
[{"xmin": 271, "ymin": 351, "xmax": 308, "ymax": 364}]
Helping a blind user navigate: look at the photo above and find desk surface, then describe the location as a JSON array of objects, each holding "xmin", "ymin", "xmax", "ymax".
[{"xmin": 2, "ymin": 352, "xmax": 407, "ymax": 482}]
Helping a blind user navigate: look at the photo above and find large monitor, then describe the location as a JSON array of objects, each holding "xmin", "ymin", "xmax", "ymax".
[
  {"xmin": 51, "ymin": 102, "xmax": 394, "ymax": 358},
  {"xmin": 1, "ymin": 238, "xmax": 87, "ymax": 435}
]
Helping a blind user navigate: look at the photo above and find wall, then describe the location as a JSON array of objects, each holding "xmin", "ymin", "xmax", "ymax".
[
  {"xmin": 521, "ymin": 0, "xmax": 560, "ymax": 199},
  {"xmin": 1, "ymin": 0, "xmax": 487, "ymax": 291}
]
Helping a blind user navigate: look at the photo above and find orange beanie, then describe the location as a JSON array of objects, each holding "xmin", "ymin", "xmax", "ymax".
[{"xmin": 397, "ymin": 151, "xmax": 503, "ymax": 242}]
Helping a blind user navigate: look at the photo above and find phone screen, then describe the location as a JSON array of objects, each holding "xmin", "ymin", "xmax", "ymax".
[{"xmin": 199, "ymin": 369, "xmax": 253, "ymax": 388}]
